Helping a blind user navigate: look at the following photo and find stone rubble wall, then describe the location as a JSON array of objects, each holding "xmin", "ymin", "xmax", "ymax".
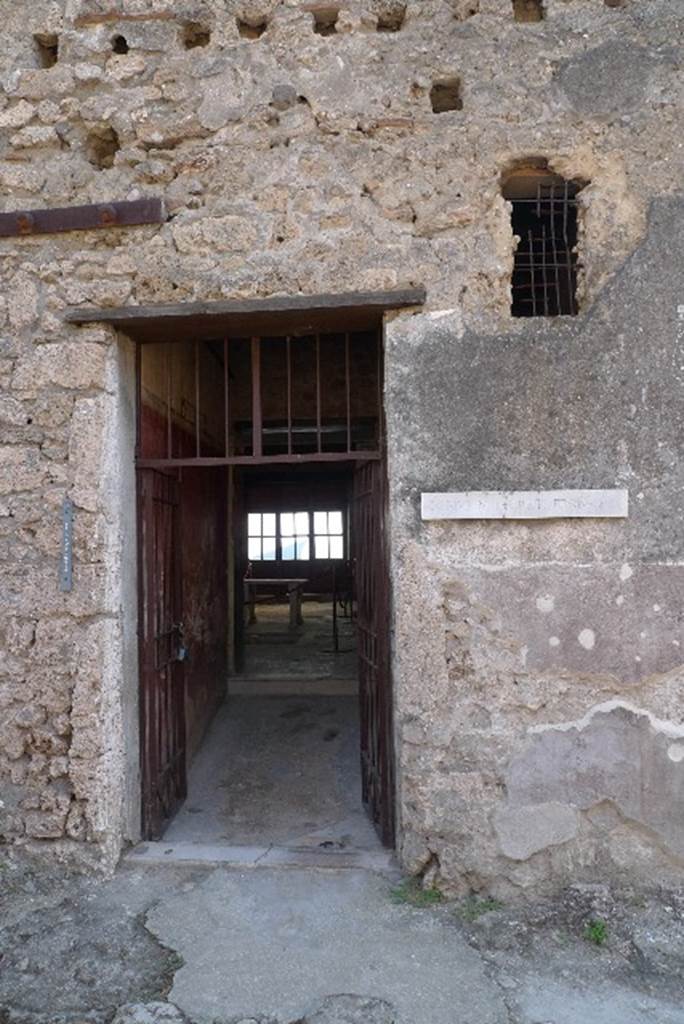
[{"xmin": 0, "ymin": 0, "xmax": 682, "ymax": 881}]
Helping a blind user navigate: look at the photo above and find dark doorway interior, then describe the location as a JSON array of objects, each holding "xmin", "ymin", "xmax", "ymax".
[{"xmin": 136, "ymin": 324, "xmax": 394, "ymax": 850}]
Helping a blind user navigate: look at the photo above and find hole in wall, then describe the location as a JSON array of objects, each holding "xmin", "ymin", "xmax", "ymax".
[
  {"xmin": 376, "ymin": 4, "xmax": 406, "ymax": 31},
  {"xmin": 604, "ymin": 0, "xmax": 626, "ymax": 6},
  {"xmin": 86, "ymin": 125, "xmax": 120, "ymax": 170},
  {"xmin": 182, "ymin": 22, "xmax": 211, "ymax": 48},
  {"xmin": 512, "ymin": 0, "xmax": 544, "ymax": 22},
  {"xmin": 34, "ymin": 33, "xmax": 59, "ymax": 68},
  {"xmin": 237, "ymin": 17, "xmax": 267, "ymax": 39},
  {"xmin": 312, "ymin": 7, "xmax": 339, "ymax": 35},
  {"xmin": 451, "ymin": 0, "xmax": 479, "ymax": 17},
  {"xmin": 429, "ymin": 77, "xmax": 463, "ymax": 113},
  {"xmin": 111, "ymin": 34, "xmax": 129, "ymax": 53},
  {"xmin": 502, "ymin": 160, "xmax": 586, "ymax": 317}
]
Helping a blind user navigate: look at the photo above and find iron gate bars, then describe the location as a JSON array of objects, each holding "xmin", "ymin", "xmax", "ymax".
[{"xmin": 136, "ymin": 330, "xmax": 382, "ymax": 468}]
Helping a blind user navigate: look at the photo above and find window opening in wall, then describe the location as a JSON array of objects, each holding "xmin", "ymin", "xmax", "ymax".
[
  {"xmin": 503, "ymin": 165, "xmax": 584, "ymax": 318},
  {"xmin": 377, "ymin": 5, "xmax": 406, "ymax": 31},
  {"xmin": 112, "ymin": 34, "xmax": 129, "ymax": 53},
  {"xmin": 183, "ymin": 22, "xmax": 211, "ymax": 48},
  {"xmin": 314, "ymin": 511, "xmax": 344, "ymax": 560},
  {"xmin": 512, "ymin": 0, "xmax": 544, "ymax": 22},
  {"xmin": 248, "ymin": 513, "xmax": 277, "ymax": 561},
  {"xmin": 237, "ymin": 17, "xmax": 267, "ymax": 38},
  {"xmin": 312, "ymin": 7, "xmax": 339, "ymax": 35},
  {"xmin": 429, "ymin": 77, "xmax": 463, "ymax": 113},
  {"xmin": 34, "ymin": 33, "xmax": 59, "ymax": 68},
  {"xmin": 280, "ymin": 512, "xmax": 311, "ymax": 561},
  {"xmin": 247, "ymin": 510, "xmax": 346, "ymax": 562}
]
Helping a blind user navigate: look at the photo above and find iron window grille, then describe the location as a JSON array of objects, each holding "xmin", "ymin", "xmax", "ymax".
[{"xmin": 510, "ymin": 180, "xmax": 581, "ymax": 317}]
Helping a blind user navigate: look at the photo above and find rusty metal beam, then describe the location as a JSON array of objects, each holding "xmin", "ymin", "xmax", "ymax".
[{"xmin": 0, "ymin": 198, "xmax": 164, "ymax": 238}]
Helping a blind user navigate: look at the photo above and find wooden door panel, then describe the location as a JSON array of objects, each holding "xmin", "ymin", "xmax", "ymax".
[
  {"xmin": 138, "ymin": 468, "xmax": 186, "ymax": 839},
  {"xmin": 352, "ymin": 460, "xmax": 395, "ymax": 846}
]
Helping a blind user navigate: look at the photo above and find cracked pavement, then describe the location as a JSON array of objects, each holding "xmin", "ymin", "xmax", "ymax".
[{"xmin": 2, "ymin": 855, "xmax": 684, "ymax": 1024}]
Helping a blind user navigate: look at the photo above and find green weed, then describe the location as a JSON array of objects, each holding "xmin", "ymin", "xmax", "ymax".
[
  {"xmin": 390, "ymin": 878, "xmax": 444, "ymax": 908},
  {"xmin": 584, "ymin": 917, "xmax": 608, "ymax": 946}
]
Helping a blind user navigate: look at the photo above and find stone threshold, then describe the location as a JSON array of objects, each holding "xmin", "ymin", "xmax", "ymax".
[{"xmin": 125, "ymin": 841, "xmax": 396, "ymax": 873}]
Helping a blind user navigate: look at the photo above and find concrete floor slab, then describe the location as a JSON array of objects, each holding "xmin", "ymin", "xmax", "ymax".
[
  {"xmin": 163, "ymin": 696, "xmax": 380, "ymax": 852},
  {"xmin": 241, "ymin": 602, "xmax": 357, "ymax": 681}
]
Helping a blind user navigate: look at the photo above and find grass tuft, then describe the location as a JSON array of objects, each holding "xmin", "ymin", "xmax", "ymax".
[
  {"xmin": 390, "ymin": 878, "xmax": 444, "ymax": 908},
  {"xmin": 584, "ymin": 917, "xmax": 608, "ymax": 946}
]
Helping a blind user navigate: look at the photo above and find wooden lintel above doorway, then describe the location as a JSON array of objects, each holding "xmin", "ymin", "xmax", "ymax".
[{"xmin": 64, "ymin": 287, "xmax": 427, "ymax": 342}]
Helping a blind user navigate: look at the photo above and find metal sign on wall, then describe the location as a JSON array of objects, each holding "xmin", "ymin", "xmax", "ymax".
[{"xmin": 60, "ymin": 497, "xmax": 73, "ymax": 592}]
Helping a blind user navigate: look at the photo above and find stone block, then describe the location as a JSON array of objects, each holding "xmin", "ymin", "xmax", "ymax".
[
  {"xmin": 421, "ymin": 489, "xmax": 629, "ymax": 521},
  {"xmin": 12, "ymin": 341, "xmax": 109, "ymax": 393},
  {"xmin": 0, "ymin": 447, "xmax": 49, "ymax": 496},
  {"xmin": 494, "ymin": 801, "xmax": 580, "ymax": 861},
  {"xmin": 24, "ymin": 808, "xmax": 68, "ymax": 838}
]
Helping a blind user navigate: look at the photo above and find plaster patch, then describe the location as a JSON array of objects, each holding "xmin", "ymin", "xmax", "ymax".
[
  {"xmin": 668, "ymin": 744, "xmax": 684, "ymax": 763},
  {"xmin": 549, "ymin": 636, "xmax": 560, "ymax": 648},
  {"xmin": 620, "ymin": 563, "xmax": 634, "ymax": 582},
  {"xmin": 428, "ymin": 308, "xmax": 458, "ymax": 320},
  {"xmin": 536, "ymin": 594, "xmax": 555, "ymax": 614},
  {"xmin": 529, "ymin": 701, "xmax": 684, "ymax": 741},
  {"xmin": 494, "ymin": 802, "xmax": 580, "ymax": 861},
  {"xmin": 578, "ymin": 628, "xmax": 596, "ymax": 650}
]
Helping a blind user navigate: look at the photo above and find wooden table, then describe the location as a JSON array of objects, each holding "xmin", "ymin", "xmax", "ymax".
[{"xmin": 244, "ymin": 578, "xmax": 308, "ymax": 634}]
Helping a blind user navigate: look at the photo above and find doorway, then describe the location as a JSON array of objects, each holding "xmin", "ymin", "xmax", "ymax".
[{"xmin": 136, "ymin": 322, "xmax": 395, "ymax": 850}]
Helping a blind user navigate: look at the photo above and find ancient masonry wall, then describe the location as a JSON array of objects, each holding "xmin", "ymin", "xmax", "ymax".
[{"xmin": 0, "ymin": 0, "xmax": 682, "ymax": 885}]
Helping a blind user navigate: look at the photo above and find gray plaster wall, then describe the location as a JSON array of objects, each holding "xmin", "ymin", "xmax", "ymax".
[{"xmin": 386, "ymin": 197, "xmax": 684, "ymax": 896}]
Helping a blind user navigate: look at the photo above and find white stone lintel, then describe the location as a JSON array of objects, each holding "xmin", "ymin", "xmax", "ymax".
[{"xmin": 421, "ymin": 488, "xmax": 629, "ymax": 521}]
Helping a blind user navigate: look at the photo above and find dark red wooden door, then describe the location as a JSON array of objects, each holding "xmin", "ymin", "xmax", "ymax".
[
  {"xmin": 352, "ymin": 459, "xmax": 395, "ymax": 846},
  {"xmin": 138, "ymin": 468, "xmax": 186, "ymax": 839}
]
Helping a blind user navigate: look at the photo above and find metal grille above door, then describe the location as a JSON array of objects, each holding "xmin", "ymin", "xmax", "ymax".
[{"xmin": 136, "ymin": 330, "xmax": 382, "ymax": 468}]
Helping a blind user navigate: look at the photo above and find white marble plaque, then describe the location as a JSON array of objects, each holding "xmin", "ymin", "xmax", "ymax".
[{"xmin": 421, "ymin": 489, "xmax": 629, "ymax": 521}]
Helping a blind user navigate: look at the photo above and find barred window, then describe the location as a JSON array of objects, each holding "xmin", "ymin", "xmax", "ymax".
[{"xmin": 503, "ymin": 166, "xmax": 585, "ymax": 318}]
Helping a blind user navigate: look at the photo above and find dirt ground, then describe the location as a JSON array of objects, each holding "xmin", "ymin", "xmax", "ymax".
[{"xmin": 2, "ymin": 851, "xmax": 684, "ymax": 1024}]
